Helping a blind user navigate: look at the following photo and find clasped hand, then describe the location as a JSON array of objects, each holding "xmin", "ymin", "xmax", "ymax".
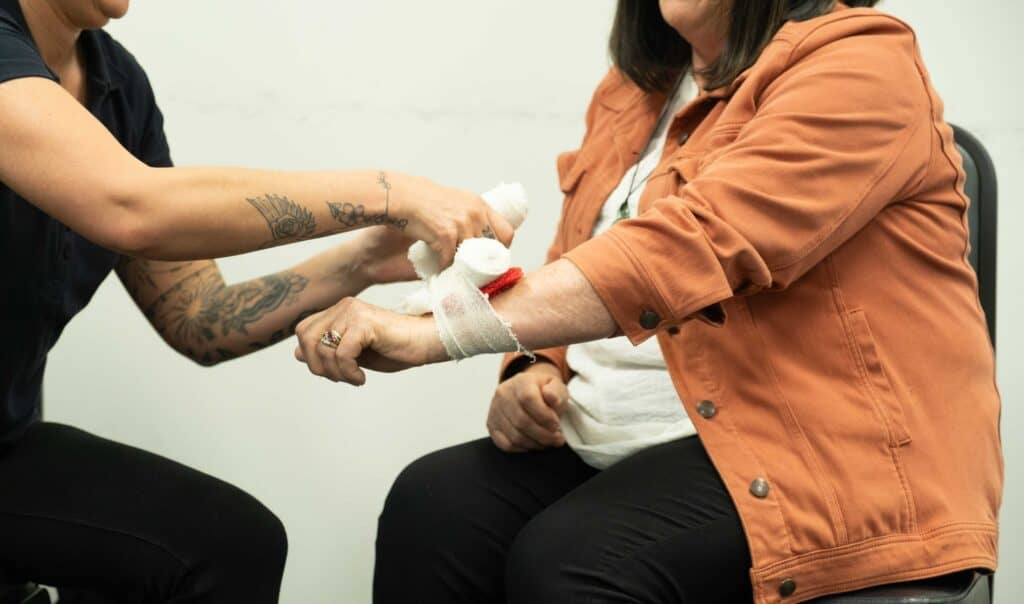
[{"xmin": 294, "ymin": 296, "xmax": 445, "ymax": 386}]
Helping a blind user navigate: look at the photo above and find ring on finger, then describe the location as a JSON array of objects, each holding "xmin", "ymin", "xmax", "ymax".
[{"xmin": 320, "ymin": 329, "xmax": 342, "ymax": 349}]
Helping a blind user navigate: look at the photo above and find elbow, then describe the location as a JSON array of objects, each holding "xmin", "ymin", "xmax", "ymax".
[
  {"xmin": 192, "ymin": 355, "xmax": 220, "ymax": 368},
  {"xmin": 101, "ymin": 214, "xmax": 157, "ymax": 258},
  {"xmin": 175, "ymin": 344, "xmax": 225, "ymax": 368},
  {"xmin": 93, "ymin": 169, "xmax": 167, "ymax": 257}
]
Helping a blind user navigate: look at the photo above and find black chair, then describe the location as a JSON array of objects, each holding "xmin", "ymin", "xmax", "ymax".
[
  {"xmin": 0, "ymin": 573, "xmax": 49, "ymax": 604},
  {"xmin": 953, "ymin": 124, "xmax": 998, "ymax": 347},
  {"xmin": 814, "ymin": 125, "xmax": 998, "ymax": 603}
]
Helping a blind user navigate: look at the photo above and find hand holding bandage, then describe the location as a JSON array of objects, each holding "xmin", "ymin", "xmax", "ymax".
[
  {"xmin": 293, "ymin": 183, "xmax": 532, "ymax": 384},
  {"xmin": 400, "ymin": 183, "xmax": 532, "ymax": 361}
]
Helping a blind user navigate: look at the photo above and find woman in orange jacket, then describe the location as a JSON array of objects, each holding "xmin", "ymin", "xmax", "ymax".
[{"xmin": 298, "ymin": 1, "xmax": 1002, "ymax": 602}]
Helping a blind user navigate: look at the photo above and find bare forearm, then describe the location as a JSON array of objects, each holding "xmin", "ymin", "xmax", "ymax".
[
  {"xmin": 120, "ymin": 167, "xmax": 400, "ymax": 260},
  {"xmin": 490, "ymin": 259, "xmax": 617, "ymax": 350},
  {"xmin": 412, "ymin": 259, "xmax": 617, "ymax": 364}
]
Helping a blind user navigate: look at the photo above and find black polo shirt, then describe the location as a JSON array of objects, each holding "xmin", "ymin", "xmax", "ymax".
[{"xmin": 0, "ymin": 0, "xmax": 172, "ymax": 444}]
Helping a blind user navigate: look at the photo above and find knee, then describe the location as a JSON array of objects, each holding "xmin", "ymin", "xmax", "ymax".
[
  {"xmin": 180, "ymin": 482, "xmax": 288, "ymax": 589},
  {"xmin": 146, "ymin": 483, "xmax": 288, "ymax": 603},
  {"xmin": 377, "ymin": 443, "xmax": 481, "ymax": 541},
  {"xmin": 215, "ymin": 489, "xmax": 288, "ymax": 573},
  {"xmin": 505, "ymin": 508, "xmax": 583, "ymax": 604}
]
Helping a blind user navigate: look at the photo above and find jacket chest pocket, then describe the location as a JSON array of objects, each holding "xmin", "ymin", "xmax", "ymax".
[
  {"xmin": 662, "ymin": 123, "xmax": 744, "ymax": 193},
  {"xmin": 557, "ymin": 150, "xmax": 586, "ymax": 195},
  {"xmin": 555, "ymin": 149, "xmax": 593, "ymax": 249}
]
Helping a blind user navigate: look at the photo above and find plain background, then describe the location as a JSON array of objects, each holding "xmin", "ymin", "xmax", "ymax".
[{"xmin": 40, "ymin": 1, "xmax": 1020, "ymax": 602}]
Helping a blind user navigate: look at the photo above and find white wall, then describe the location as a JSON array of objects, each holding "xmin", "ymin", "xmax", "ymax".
[{"xmin": 43, "ymin": 1, "xmax": 1021, "ymax": 602}]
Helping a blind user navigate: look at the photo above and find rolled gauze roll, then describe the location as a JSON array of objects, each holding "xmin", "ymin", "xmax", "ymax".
[
  {"xmin": 453, "ymin": 238, "xmax": 512, "ymax": 288},
  {"xmin": 399, "ymin": 238, "xmax": 512, "ymax": 315},
  {"xmin": 481, "ymin": 182, "xmax": 528, "ymax": 230},
  {"xmin": 409, "ymin": 182, "xmax": 528, "ymax": 280}
]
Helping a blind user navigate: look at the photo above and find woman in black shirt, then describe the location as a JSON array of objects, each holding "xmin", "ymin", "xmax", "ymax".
[{"xmin": 0, "ymin": 0, "xmax": 511, "ymax": 601}]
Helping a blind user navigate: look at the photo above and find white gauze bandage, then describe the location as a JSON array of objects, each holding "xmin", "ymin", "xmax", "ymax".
[
  {"xmin": 431, "ymin": 239, "xmax": 527, "ymax": 360},
  {"xmin": 400, "ymin": 183, "xmax": 532, "ymax": 361}
]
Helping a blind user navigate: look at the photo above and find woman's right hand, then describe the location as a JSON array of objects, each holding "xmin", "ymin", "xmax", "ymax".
[
  {"xmin": 488, "ymin": 361, "xmax": 569, "ymax": 453},
  {"xmin": 389, "ymin": 173, "xmax": 514, "ymax": 269}
]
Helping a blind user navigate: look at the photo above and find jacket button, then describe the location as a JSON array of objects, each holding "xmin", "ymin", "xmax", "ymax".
[
  {"xmin": 750, "ymin": 477, "xmax": 770, "ymax": 498},
  {"xmin": 779, "ymin": 578, "xmax": 797, "ymax": 597},
  {"xmin": 639, "ymin": 310, "xmax": 661, "ymax": 330},
  {"xmin": 696, "ymin": 400, "xmax": 717, "ymax": 419}
]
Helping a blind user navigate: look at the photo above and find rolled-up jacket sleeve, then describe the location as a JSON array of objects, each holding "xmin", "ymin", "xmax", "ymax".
[{"xmin": 564, "ymin": 19, "xmax": 931, "ymax": 344}]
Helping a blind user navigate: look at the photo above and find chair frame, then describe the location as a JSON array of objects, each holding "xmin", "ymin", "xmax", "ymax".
[{"xmin": 952, "ymin": 124, "xmax": 998, "ymax": 347}]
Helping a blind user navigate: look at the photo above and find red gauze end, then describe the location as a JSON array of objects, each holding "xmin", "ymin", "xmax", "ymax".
[{"xmin": 480, "ymin": 268, "xmax": 523, "ymax": 299}]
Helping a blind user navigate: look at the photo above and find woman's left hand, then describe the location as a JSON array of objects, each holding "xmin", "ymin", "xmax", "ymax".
[{"xmin": 294, "ymin": 297, "xmax": 444, "ymax": 385}]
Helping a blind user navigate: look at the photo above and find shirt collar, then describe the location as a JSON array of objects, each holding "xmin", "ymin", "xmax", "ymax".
[{"xmin": 80, "ymin": 29, "xmax": 123, "ymax": 95}]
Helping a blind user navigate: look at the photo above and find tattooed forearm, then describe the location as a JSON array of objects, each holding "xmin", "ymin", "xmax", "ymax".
[
  {"xmin": 325, "ymin": 171, "xmax": 408, "ymax": 230},
  {"xmin": 196, "ymin": 308, "xmax": 320, "ymax": 366},
  {"xmin": 146, "ymin": 266, "xmax": 310, "ymax": 355},
  {"xmin": 246, "ymin": 193, "xmax": 317, "ymax": 245}
]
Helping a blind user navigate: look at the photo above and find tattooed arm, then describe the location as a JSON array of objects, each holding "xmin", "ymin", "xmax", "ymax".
[
  {"xmin": 118, "ymin": 226, "xmax": 416, "ymax": 366},
  {"xmin": 0, "ymin": 78, "xmax": 513, "ymax": 268}
]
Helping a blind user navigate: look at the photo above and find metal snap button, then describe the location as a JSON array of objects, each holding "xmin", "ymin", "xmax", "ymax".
[
  {"xmin": 750, "ymin": 477, "xmax": 770, "ymax": 499},
  {"xmin": 696, "ymin": 400, "xmax": 717, "ymax": 419},
  {"xmin": 639, "ymin": 310, "xmax": 661, "ymax": 330}
]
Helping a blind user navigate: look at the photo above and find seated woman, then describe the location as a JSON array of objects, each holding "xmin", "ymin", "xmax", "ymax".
[
  {"xmin": 0, "ymin": 0, "xmax": 512, "ymax": 601},
  {"xmin": 297, "ymin": 0, "xmax": 1002, "ymax": 602}
]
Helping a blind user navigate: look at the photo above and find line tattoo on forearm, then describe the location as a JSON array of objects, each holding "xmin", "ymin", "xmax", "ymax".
[
  {"xmin": 378, "ymin": 170, "xmax": 392, "ymax": 216},
  {"xmin": 325, "ymin": 171, "xmax": 407, "ymax": 230},
  {"xmin": 246, "ymin": 193, "xmax": 317, "ymax": 244},
  {"xmin": 326, "ymin": 201, "xmax": 408, "ymax": 229},
  {"xmin": 146, "ymin": 266, "xmax": 309, "ymax": 349}
]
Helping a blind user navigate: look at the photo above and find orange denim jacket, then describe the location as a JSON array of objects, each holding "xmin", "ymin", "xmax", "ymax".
[{"xmin": 502, "ymin": 6, "xmax": 1001, "ymax": 603}]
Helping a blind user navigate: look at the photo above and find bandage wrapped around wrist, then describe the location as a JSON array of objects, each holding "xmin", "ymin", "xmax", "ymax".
[{"xmin": 399, "ymin": 182, "xmax": 532, "ymax": 361}]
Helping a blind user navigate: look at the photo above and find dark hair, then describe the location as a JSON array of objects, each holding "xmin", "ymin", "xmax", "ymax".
[{"xmin": 610, "ymin": 0, "xmax": 881, "ymax": 92}]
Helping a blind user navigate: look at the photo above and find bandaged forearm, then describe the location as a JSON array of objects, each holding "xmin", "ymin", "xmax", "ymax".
[
  {"xmin": 430, "ymin": 246, "xmax": 528, "ymax": 360},
  {"xmin": 400, "ymin": 182, "xmax": 532, "ymax": 361}
]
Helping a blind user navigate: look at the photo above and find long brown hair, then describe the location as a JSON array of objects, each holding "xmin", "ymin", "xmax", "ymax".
[{"xmin": 609, "ymin": 0, "xmax": 881, "ymax": 92}]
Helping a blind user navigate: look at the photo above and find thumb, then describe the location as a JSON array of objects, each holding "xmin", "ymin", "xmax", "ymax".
[
  {"xmin": 485, "ymin": 207, "xmax": 515, "ymax": 247},
  {"xmin": 429, "ymin": 237, "xmax": 456, "ymax": 272},
  {"xmin": 540, "ymin": 378, "xmax": 568, "ymax": 415}
]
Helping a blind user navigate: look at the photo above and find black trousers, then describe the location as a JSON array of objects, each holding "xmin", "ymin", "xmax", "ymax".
[
  {"xmin": 375, "ymin": 436, "xmax": 753, "ymax": 604},
  {"xmin": 0, "ymin": 423, "xmax": 287, "ymax": 603}
]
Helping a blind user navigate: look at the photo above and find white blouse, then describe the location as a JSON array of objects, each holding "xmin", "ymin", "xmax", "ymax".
[{"xmin": 562, "ymin": 71, "xmax": 699, "ymax": 470}]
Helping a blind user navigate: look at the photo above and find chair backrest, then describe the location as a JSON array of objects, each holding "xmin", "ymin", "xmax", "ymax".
[{"xmin": 951, "ymin": 124, "xmax": 998, "ymax": 347}]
